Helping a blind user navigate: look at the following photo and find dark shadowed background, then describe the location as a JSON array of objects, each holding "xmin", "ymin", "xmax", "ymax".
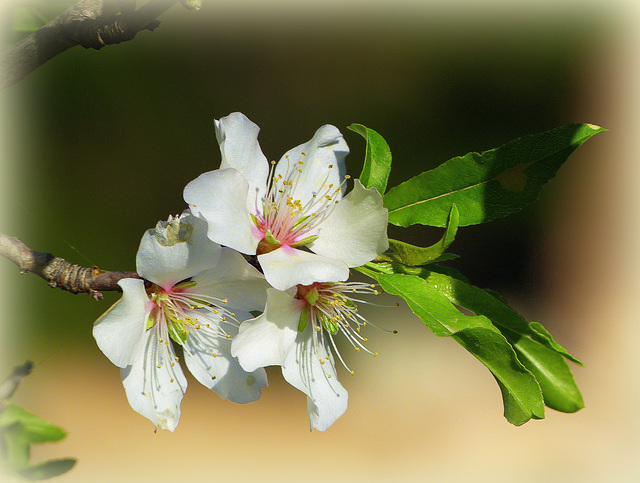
[{"xmin": 1, "ymin": 1, "xmax": 638, "ymax": 481}]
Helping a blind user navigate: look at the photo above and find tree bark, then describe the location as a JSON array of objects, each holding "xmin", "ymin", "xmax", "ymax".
[
  {"xmin": 0, "ymin": 232, "xmax": 139, "ymax": 299},
  {"xmin": 0, "ymin": 0, "xmax": 179, "ymax": 89}
]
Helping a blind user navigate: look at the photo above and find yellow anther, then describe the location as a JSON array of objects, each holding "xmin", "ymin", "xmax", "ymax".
[
  {"xmin": 211, "ymin": 375, "xmax": 217, "ymax": 380},
  {"xmin": 226, "ymin": 334, "xmax": 231, "ymax": 339},
  {"xmin": 345, "ymin": 175, "xmax": 351, "ymax": 179},
  {"xmin": 328, "ymin": 164, "xmax": 334, "ymax": 168},
  {"xmin": 271, "ymin": 160, "xmax": 277, "ymax": 164},
  {"xmin": 374, "ymin": 352, "xmax": 379, "ymax": 357},
  {"xmin": 212, "ymin": 353, "xmax": 217, "ymax": 358},
  {"xmin": 170, "ymin": 378, "xmax": 175, "ymax": 383},
  {"xmin": 157, "ymin": 364, "xmax": 162, "ymax": 369},
  {"xmin": 298, "ymin": 161, "xmax": 304, "ymax": 165},
  {"xmin": 355, "ymin": 347, "xmax": 361, "ymax": 352},
  {"xmin": 170, "ymin": 363, "xmax": 175, "ymax": 367},
  {"xmin": 363, "ymin": 338, "xmax": 368, "ymax": 342},
  {"xmin": 350, "ymin": 371, "xmax": 355, "ymax": 375},
  {"xmin": 174, "ymin": 356, "xmax": 179, "ymax": 361},
  {"xmin": 327, "ymin": 374, "xmax": 332, "ymax": 378},
  {"xmin": 301, "ymin": 151, "xmax": 307, "ymax": 156}
]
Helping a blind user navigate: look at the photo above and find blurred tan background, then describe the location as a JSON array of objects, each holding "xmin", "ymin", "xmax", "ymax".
[{"xmin": 1, "ymin": 0, "xmax": 639, "ymax": 481}]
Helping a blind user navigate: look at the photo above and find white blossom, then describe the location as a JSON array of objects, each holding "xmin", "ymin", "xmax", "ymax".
[
  {"xmin": 184, "ymin": 112, "xmax": 388, "ymax": 291},
  {"xmin": 93, "ymin": 213, "xmax": 269, "ymax": 431},
  {"xmin": 231, "ymin": 281, "xmax": 381, "ymax": 431}
]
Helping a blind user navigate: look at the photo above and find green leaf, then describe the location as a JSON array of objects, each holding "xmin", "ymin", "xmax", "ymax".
[
  {"xmin": 514, "ymin": 331, "xmax": 584, "ymax": 412},
  {"xmin": 15, "ymin": 459, "xmax": 77, "ymax": 480},
  {"xmin": 416, "ymin": 270, "xmax": 584, "ymax": 412},
  {"xmin": 0, "ymin": 405, "xmax": 70, "ymax": 472},
  {"xmin": 0, "ymin": 405, "xmax": 67, "ymax": 443},
  {"xmin": 387, "ymin": 204, "xmax": 459, "ymax": 265},
  {"xmin": 384, "ymin": 123, "xmax": 605, "ymax": 227},
  {"xmin": 376, "ymin": 273, "xmax": 545, "ymax": 425},
  {"xmin": 418, "ymin": 271, "xmax": 582, "ymax": 364},
  {"xmin": 348, "ymin": 124, "xmax": 392, "ymax": 194}
]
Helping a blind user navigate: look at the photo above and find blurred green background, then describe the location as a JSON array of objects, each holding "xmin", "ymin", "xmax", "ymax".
[{"xmin": 1, "ymin": 1, "xmax": 637, "ymax": 482}]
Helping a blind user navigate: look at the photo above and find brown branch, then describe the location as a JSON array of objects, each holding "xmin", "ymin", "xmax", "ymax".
[
  {"xmin": 0, "ymin": 233, "xmax": 139, "ymax": 300},
  {"xmin": 0, "ymin": 0, "xmax": 184, "ymax": 89}
]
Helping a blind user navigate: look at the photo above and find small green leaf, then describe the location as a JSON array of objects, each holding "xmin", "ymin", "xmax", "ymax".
[
  {"xmin": 348, "ymin": 124, "xmax": 392, "ymax": 194},
  {"xmin": 384, "ymin": 123, "xmax": 605, "ymax": 227},
  {"xmin": 514, "ymin": 331, "xmax": 584, "ymax": 412},
  {"xmin": 0, "ymin": 405, "xmax": 67, "ymax": 443},
  {"xmin": 388, "ymin": 204, "xmax": 459, "ymax": 265},
  {"xmin": 1, "ymin": 405, "xmax": 72, "ymax": 471},
  {"xmin": 15, "ymin": 458, "xmax": 77, "ymax": 480},
  {"xmin": 376, "ymin": 273, "xmax": 545, "ymax": 425}
]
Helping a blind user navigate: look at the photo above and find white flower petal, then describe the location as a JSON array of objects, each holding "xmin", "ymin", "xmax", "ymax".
[
  {"xmin": 275, "ymin": 124, "xmax": 349, "ymax": 206},
  {"xmin": 215, "ymin": 112, "xmax": 269, "ymax": 203},
  {"xmin": 281, "ymin": 326, "xmax": 348, "ymax": 431},
  {"xmin": 121, "ymin": 326, "xmax": 188, "ymax": 432},
  {"xmin": 310, "ymin": 179, "xmax": 389, "ymax": 267},
  {"xmin": 136, "ymin": 213, "xmax": 222, "ymax": 288},
  {"xmin": 191, "ymin": 247, "xmax": 269, "ymax": 312},
  {"xmin": 93, "ymin": 278, "xmax": 148, "ymax": 368},
  {"xmin": 231, "ymin": 288, "xmax": 301, "ymax": 371},
  {"xmin": 183, "ymin": 316, "xmax": 267, "ymax": 404},
  {"xmin": 258, "ymin": 245, "xmax": 349, "ymax": 291},
  {"xmin": 184, "ymin": 168, "xmax": 260, "ymax": 254}
]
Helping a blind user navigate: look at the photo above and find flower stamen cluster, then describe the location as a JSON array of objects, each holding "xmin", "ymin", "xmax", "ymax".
[
  {"xmin": 254, "ymin": 158, "xmax": 351, "ymax": 254},
  {"xmin": 296, "ymin": 281, "xmax": 380, "ymax": 375}
]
